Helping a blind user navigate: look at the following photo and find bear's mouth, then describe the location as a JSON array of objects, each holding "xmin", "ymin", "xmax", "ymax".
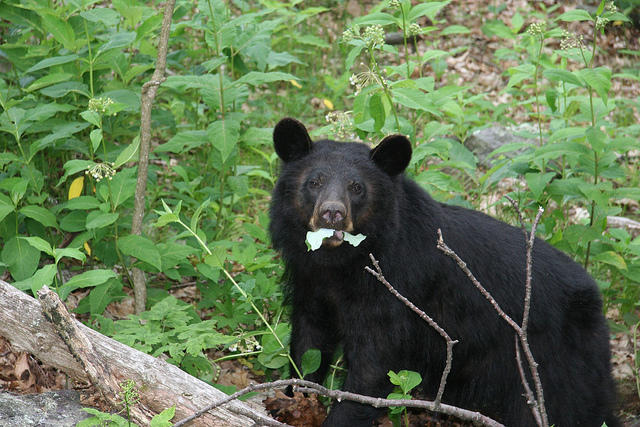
[{"xmin": 322, "ymin": 229, "xmax": 345, "ymax": 247}]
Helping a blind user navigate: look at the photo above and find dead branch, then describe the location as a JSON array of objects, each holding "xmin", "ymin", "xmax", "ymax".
[
  {"xmin": 174, "ymin": 379, "xmax": 505, "ymax": 427},
  {"xmin": 36, "ymin": 285, "xmax": 153, "ymax": 425},
  {"xmin": 436, "ymin": 201, "xmax": 549, "ymax": 427},
  {"xmin": 365, "ymin": 254, "xmax": 458, "ymax": 408},
  {"xmin": 0, "ymin": 279, "xmax": 263, "ymax": 426},
  {"xmin": 130, "ymin": 0, "xmax": 176, "ymax": 314}
]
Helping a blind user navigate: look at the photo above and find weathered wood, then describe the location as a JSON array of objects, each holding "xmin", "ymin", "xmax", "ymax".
[
  {"xmin": 0, "ymin": 279, "xmax": 266, "ymax": 426},
  {"xmin": 37, "ymin": 285, "xmax": 153, "ymax": 425}
]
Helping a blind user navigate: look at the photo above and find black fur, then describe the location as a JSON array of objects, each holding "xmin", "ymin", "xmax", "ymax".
[{"xmin": 269, "ymin": 118, "xmax": 619, "ymax": 427}]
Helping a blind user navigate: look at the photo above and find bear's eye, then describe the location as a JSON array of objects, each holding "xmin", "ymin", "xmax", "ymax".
[
  {"xmin": 308, "ymin": 179, "xmax": 321, "ymax": 189},
  {"xmin": 350, "ymin": 183, "xmax": 363, "ymax": 194}
]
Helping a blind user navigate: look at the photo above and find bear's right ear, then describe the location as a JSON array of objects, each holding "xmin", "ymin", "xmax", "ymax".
[
  {"xmin": 273, "ymin": 118, "xmax": 313, "ymax": 162},
  {"xmin": 370, "ymin": 134, "xmax": 412, "ymax": 176}
]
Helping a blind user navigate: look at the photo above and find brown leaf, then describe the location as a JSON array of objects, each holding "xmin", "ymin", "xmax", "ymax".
[{"xmin": 264, "ymin": 390, "xmax": 327, "ymax": 427}]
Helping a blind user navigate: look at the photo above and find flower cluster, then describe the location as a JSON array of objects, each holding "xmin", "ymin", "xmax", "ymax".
[
  {"xmin": 363, "ymin": 25, "xmax": 386, "ymax": 49},
  {"xmin": 325, "ymin": 110, "xmax": 354, "ymax": 140},
  {"xmin": 595, "ymin": 15, "xmax": 610, "ymax": 31},
  {"xmin": 342, "ymin": 24, "xmax": 360, "ymax": 43},
  {"xmin": 388, "ymin": 0, "xmax": 401, "ymax": 10},
  {"xmin": 605, "ymin": 1, "xmax": 617, "ymax": 13},
  {"xmin": 88, "ymin": 97, "xmax": 115, "ymax": 114},
  {"xmin": 560, "ymin": 30, "xmax": 584, "ymax": 54},
  {"xmin": 407, "ymin": 23, "xmax": 422, "ymax": 36},
  {"xmin": 228, "ymin": 336, "xmax": 261, "ymax": 353},
  {"xmin": 86, "ymin": 162, "xmax": 116, "ymax": 182},
  {"xmin": 527, "ymin": 21, "xmax": 546, "ymax": 38},
  {"xmin": 349, "ymin": 63, "xmax": 387, "ymax": 95}
]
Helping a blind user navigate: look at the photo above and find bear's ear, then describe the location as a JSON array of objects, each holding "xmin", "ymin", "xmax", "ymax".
[
  {"xmin": 273, "ymin": 118, "xmax": 313, "ymax": 162},
  {"xmin": 370, "ymin": 134, "xmax": 412, "ymax": 176}
]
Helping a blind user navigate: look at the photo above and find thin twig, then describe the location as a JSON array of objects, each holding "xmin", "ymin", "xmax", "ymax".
[
  {"xmin": 172, "ymin": 379, "xmax": 505, "ymax": 427},
  {"xmin": 365, "ymin": 254, "xmax": 458, "ymax": 407},
  {"xmin": 436, "ymin": 202, "xmax": 549, "ymax": 427},
  {"xmin": 515, "ymin": 335, "xmax": 541, "ymax": 426}
]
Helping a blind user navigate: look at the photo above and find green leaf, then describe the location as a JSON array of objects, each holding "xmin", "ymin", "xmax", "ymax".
[
  {"xmin": 40, "ymin": 82, "xmax": 90, "ymax": 98},
  {"xmin": 113, "ymin": 135, "xmax": 140, "ymax": 168},
  {"xmin": 235, "ymin": 71, "xmax": 297, "ymax": 86},
  {"xmin": 89, "ymin": 279, "xmax": 116, "ymax": 315},
  {"xmin": 585, "ymin": 126, "xmax": 607, "ymax": 152},
  {"xmin": 392, "ymin": 87, "xmax": 441, "ymax": 116},
  {"xmin": 20, "ymin": 205, "xmax": 58, "ymax": 229},
  {"xmin": 0, "ymin": 193, "xmax": 15, "ymax": 223},
  {"xmin": 59, "ymin": 159, "xmax": 93, "ymax": 187},
  {"xmin": 59, "ymin": 269, "xmax": 117, "ymax": 300},
  {"xmin": 90, "ymin": 128, "xmax": 103, "ymax": 152},
  {"xmin": 30, "ymin": 264, "xmax": 58, "ymax": 294},
  {"xmin": 54, "ymin": 247, "xmax": 87, "ymax": 264},
  {"xmin": 369, "ymin": 92, "xmax": 386, "ymax": 133},
  {"xmin": 525, "ymin": 172, "xmax": 555, "ymax": 200},
  {"xmin": 118, "ymin": 234, "xmax": 162, "ymax": 272},
  {"xmin": 408, "ymin": 2, "xmax": 448, "ymax": 21},
  {"xmin": 96, "ymin": 32, "xmax": 136, "ymax": 57},
  {"xmin": 20, "ymin": 236, "xmax": 53, "ymax": 256},
  {"xmin": 207, "ymin": 119, "xmax": 240, "ymax": 164},
  {"xmin": 301, "ymin": 348, "xmax": 321, "ymax": 378},
  {"xmin": 353, "ymin": 12, "xmax": 397, "ymax": 26},
  {"xmin": 305, "ymin": 228, "xmax": 335, "ymax": 251},
  {"xmin": 86, "ymin": 212, "xmax": 120, "ymax": 230},
  {"xmin": 592, "ymin": 251, "xmax": 627, "ymax": 270},
  {"xmin": 204, "ymin": 246, "xmax": 227, "ymax": 269},
  {"xmin": 2, "ymin": 236, "xmax": 41, "ymax": 281},
  {"xmin": 344, "ymin": 232, "xmax": 367, "ymax": 247},
  {"xmin": 79, "ymin": 8, "xmax": 120, "ymax": 27},
  {"xmin": 155, "ymin": 131, "xmax": 208, "ymax": 154},
  {"xmin": 578, "ymin": 67, "xmax": 611, "ymax": 105},
  {"xmin": 150, "ymin": 406, "xmax": 176, "ymax": 427},
  {"xmin": 388, "ymin": 370, "xmax": 422, "ymax": 394},
  {"xmin": 556, "ymin": 9, "xmax": 594, "ymax": 22},
  {"xmin": 41, "ymin": 13, "xmax": 77, "ymax": 51},
  {"xmin": 26, "ymin": 54, "xmax": 80, "ymax": 73},
  {"xmin": 66, "ymin": 196, "xmax": 101, "ymax": 210},
  {"xmin": 80, "ymin": 110, "xmax": 101, "ymax": 127},
  {"xmin": 109, "ymin": 168, "xmax": 136, "ymax": 209},
  {"xmin": 543, "ymin": 69, "xmax": 584, "ymax": 87},
  {"xmin": 60, "ymin": 210, "xmax": 88, "ymax": 232}
]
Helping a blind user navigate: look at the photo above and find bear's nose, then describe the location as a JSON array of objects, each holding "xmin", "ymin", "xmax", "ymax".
[{"xmin": 320, "ymin": 202, "xmax": 346, "ymax": 226}]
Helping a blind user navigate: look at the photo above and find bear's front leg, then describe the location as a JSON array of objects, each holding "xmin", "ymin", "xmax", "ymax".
[{"xmin": 289, "ymin": 301, "xmax": 340, "ymax": 384}]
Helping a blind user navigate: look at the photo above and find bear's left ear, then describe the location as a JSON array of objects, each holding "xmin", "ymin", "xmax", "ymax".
[
  {"xmin": 370, "ymin": 134, "xmax": 412, "ymax": 176},
  {"xmin": 273, "ymin": 118, "xmax": 313, "ymax": 163}
]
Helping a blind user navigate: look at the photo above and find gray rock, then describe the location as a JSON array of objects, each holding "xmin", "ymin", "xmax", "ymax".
[
  {"xmin": 0, "ymin": 390, "xmax": 92, "ymax": 426},
  {"xmin": 464, "ymin": 123, "xmax": 538, "ymax": 168}
]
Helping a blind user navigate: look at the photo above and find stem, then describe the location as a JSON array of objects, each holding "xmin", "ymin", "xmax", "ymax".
[
  {"xmin": 584, "ymin": 30, "xmax": 599, "ymax": 270},
  {"xmin": 176, "ymin": 218, "xmax": 303, "ymax": 379},
  {"xmin": 370, "ymin": 50, "xmax": 401, "ymax": 132},
  {"xmin": 400, "ymin": 6, "xmax": 410, "ymax": 79}
]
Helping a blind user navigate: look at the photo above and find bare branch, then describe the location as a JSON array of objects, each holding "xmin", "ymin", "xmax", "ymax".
[
  {"xmin": 365, "ymin": 254, "xmax": 458, "ymax": 407},
  {"xmin": 436, "ymin": 203, "xmax": 549, "ymax": 427},
  {"xmin": 436, "ymin": 229, "xmax": 522, "ymax": 333},
  {"xmin": 130, "ymin": 0, "xmax": 176, "ymax": 314},
  {"xmin": 173, "ymin": 379, "xmax": 505, "ymax": 427}
]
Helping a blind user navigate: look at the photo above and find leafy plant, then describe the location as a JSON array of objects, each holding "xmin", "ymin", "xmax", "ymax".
[{"xmin": 387, "ymin": 370, "xmax": 422, "ymax": 427}]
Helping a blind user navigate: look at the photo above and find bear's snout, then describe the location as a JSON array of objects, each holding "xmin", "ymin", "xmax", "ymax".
[{"xmin": 320, "ymin": 201, "xmax": 346, "ymax": 227}]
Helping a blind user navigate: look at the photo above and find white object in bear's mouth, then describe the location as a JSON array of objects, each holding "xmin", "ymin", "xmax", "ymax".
[{"xmin": 305, "ymin": 228, "xmax": 367, "ymax": 251}]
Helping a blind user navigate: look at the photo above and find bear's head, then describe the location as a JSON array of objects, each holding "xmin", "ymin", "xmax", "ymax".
[{"xmin": 270, "ymin": 118, "xmax": 412, "ymax": 256}]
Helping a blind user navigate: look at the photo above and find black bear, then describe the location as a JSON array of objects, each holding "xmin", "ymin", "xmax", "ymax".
[{"xmin": 268, "ymin": 117, "xmax": 619, "ymax": 427}]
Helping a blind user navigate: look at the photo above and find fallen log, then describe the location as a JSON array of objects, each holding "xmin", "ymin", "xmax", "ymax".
[{"xmin": 0, "ymin": 279, "xmax": 271, "ymax": 426}]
